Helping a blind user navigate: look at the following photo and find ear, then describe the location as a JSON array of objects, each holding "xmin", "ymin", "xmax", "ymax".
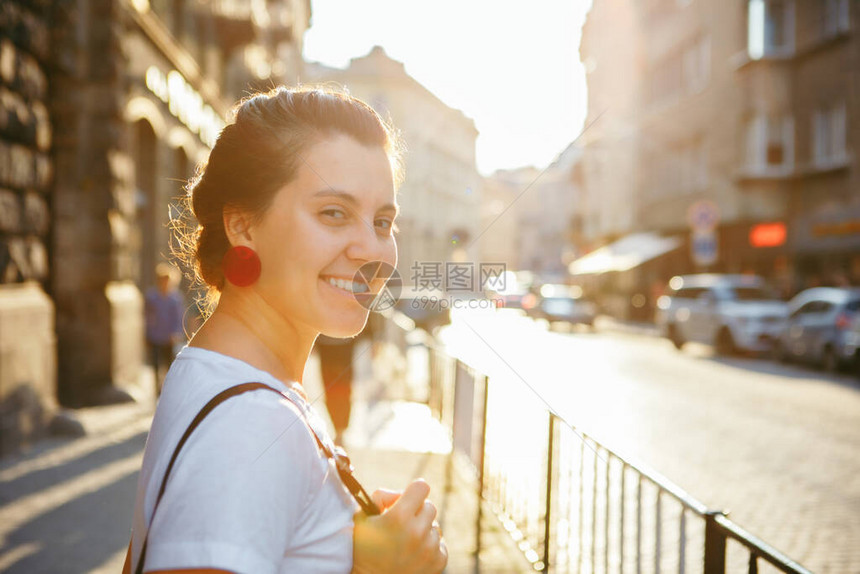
[{"xmin": 222, "ymin": 206, "xmax": 255, "ymax": 248}]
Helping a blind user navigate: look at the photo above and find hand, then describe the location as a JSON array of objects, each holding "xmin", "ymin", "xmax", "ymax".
[{"xmin": 352, "ymin": 480, "xmax": 447, "ymax": 574}]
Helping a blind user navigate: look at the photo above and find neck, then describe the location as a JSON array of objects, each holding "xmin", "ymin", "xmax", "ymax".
[{"xmin": 190, "ymin": 288, "xmax": 315, "ymax": 385}]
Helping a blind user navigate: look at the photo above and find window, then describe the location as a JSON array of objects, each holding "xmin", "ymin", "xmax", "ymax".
[
  {"xmin": 748, "ymin": 0, "xmax": 795, "ymax": 59},
  {"xmin": 812, "ymin": 103, "xmax": 847, "ymax": 167},
  {"xmin": 694, "ymin": 139, "xmax": 709, "ymax": 190},
  {"xmin": 790, "ymin": 300, "xmax": 817, "ymax": 319},
  {"xmin": 650, "ymin": 35, "xmax": 710, "ymax": 106},
  {"xmin": 823, "ymin": 0, "xmax": 850, "ymax": 38},
  {"xmin": 649, "ymin": 53, "xmax": 682, "ymax": 105},
  {"xmin": 745, "ymin": 114, "xmax": 794, "ymax": 173},
  {"xmin": 731, "ymin": 287, "xmax": 777, "ymax": 301},
  {"xmin": 682, "ymin": 35, "xmax": 711, "ymax": 93},
  {"xmin": 674, "ymin": 287, "xmax": 705, "ymax": 299},
  {"xmin": 677, "ymin": 140, "xmax": 708, "ymax": 193}
]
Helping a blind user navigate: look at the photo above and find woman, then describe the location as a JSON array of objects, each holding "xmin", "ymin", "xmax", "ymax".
[
  {"xmin": 316, "ymin": 333, "xmax": 357, "ymax": 446},
  {"xmin": 125, "ymin": 87, "xmax": 447, "ymax": 573},
  {"xmin": 144, "ymin": 262, "xmax": 184, "ymax": 397}
]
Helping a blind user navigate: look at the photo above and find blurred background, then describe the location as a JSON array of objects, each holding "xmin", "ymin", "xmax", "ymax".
[{"xmin": 1, "ymin": 0, "xmax": 859, "ymax": 573}]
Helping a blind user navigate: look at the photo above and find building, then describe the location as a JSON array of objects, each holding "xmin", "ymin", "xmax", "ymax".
[
  {"xmin": 576, "ymin": 0, "xmax": 860, "ymax": 319},
  {"xmin": 740, "ymin": 0, "xmax": 860, "ymax": 288},
  {"xmin": 478, "ymin": 169, "xmax": 527, "ymax": 272},
  {"xmin": 0, "ymin": 0, "xmax": 310, "ymax": 454},
  {"xmin": 578, "ymin": 0, "xmax": 644, "ymax": 247},
  {"xmin": 304, "ymin": 47, "xmax": 482, "ymax": 291},
  {"xmin": 0, "ymin": 1, "xmax": 55, "ymax": 454},
  {"xmin": 483, "ymin": 144, "xmax": 584, "ymax": 283}
]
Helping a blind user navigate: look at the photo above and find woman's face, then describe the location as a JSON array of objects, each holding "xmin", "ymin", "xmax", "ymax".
[{"xmin": 249, "ymin": 134, "xmax": 398, "ymax": 338}]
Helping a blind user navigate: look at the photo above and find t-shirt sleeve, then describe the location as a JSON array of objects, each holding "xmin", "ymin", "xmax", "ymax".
[{"xmin": 143, "ymin": 392, "xmax": 323, "ymax": 574}]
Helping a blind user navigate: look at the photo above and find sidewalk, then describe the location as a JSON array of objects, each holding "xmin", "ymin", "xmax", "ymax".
[
  {"xmin": 305, "ymin": 340, "xmax": 535, "ymax": 574},
  {"xmin": 0, "ymin": 343, "xmax": 531, "ymax": 573}
]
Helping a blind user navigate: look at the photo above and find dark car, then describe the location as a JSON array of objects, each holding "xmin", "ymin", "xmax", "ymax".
[
  {"xmin": 844, "ymin": 314, "xmax": 860, "ymax": 378},
  {"xmin": 392, "ymin": 288, "xmax": 452, "ymax": 332},
  {"xmin": 533, "ymin": 284, "xmax": 597, "ymax": 327},
  {"xmin": 775, "ymin": 287, "xmax": 860, "ymax": 372}
]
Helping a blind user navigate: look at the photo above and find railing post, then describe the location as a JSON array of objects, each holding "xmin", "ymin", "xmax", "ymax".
[
  {"xmin": 703, "ymin": 511, "xmax": 727, "ymax": 574},
  {"xmin": 542, "ymin": 413, "xmax": 554, "ymax": 574},
  {"xmin": 474, "ymin": 374, "xmax": 490, "ymax": 574}
]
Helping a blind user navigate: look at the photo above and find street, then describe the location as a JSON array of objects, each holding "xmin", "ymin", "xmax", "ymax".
[
  {"xmin": 441, "ymin": 308, "xmax": 860, "ymax": 574},
  {"xmin": 1, "ymin": 310, "xmax": 858, "ymax": 573}
]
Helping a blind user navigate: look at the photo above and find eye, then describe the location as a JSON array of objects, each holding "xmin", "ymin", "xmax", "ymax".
[
  {"xmin": 321, "ymin": 207, "xmax": 347, "ymax": 220},
  {"xmin": 375, "ymin": 218, "xmax": 396, "ymax": 235}
]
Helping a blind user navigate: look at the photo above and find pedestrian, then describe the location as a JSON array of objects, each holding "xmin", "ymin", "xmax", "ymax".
[
  {"xmin": 124, "ymin": 87, "xmax": 446, "ymax": 574},
  {"xmin": 316, "ymin": 334, "xmax": 357, "ymax": 447},
  {"xmin": 144, "ymin": 262, "xmax": 184, "ymax": 397}
]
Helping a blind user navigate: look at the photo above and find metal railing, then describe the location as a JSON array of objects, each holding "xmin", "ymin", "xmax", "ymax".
[{"xmin": 422, "ymin": 341, "xmax": 813, "ymax": 574}]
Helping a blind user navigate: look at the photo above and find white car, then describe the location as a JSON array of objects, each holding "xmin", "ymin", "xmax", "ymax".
[{"xmin": 656, "ymin": 274, "xmax": 788, "ymax": 355}]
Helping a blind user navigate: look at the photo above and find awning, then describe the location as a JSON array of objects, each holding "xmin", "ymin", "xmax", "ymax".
[{"xmin": 568, "ymin": 232, "xmax": 681, "ymax": 275}]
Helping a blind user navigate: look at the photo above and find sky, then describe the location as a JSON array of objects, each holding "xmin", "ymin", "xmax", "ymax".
[{"xmin": 303, "ymin": 1, "xmax": 592, "ymax": 176}]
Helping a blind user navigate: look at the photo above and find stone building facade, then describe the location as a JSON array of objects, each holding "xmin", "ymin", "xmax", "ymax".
[
  {"xmin": 0, "ymin": 0, "xmax": 310, "ymax": 454},
  {"xmin": 0, "ymin": 1, "xmax": 55, "ymax": 455}
]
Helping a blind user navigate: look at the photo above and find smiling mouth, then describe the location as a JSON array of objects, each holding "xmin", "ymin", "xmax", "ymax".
[{"xmin": 321, "ymin": 275, "xmax": 371, "ymax": 295}]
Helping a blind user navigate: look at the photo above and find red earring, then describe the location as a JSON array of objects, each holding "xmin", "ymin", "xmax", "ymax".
[{"xmin": 222, "ymin": 246, "xmax": 261, "ymax": 287}]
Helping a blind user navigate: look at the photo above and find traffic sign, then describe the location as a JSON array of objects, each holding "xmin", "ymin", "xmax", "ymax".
[
  {"xmin": 688, "ymin": 200, "xmax": 720, "ymax": 231},
  {"xmin": 691, "ymin": 229, "xmax": 718, "ymax": 267}
]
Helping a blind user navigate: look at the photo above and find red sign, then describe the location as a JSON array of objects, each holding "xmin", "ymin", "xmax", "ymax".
[{"xmin": 750, "ymin": 223, "xmax": 787, "ymax": 248}]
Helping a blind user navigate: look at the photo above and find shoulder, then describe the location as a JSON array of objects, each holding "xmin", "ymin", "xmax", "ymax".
[
  {"xmin": 191, "ymin": 385, "xmax": 321, "ymax": 467},
  {"xmin": 160, "ymin": 351, "xmax": 323, "ymax": 468},
  {"xmin": 151, "ymin": 383, "xmax": 326, "ymax": 517}
]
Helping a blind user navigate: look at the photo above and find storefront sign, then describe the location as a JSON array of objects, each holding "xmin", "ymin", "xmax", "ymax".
[
  {"xmin": 749, "ymin": 222, "xmax": 787, "ymax": 247},
  {"xmin": 145, "ymin": 66, "xmax": 225, "ymax": 148},
  {"xmin": 812, "ymin": 220, "xmax": 860, "ymax": 237}
]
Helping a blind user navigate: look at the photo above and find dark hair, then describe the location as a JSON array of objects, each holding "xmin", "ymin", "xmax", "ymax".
[{"xmin": 173, "ymin": 86, "xmax": 403, "ymax": 310}]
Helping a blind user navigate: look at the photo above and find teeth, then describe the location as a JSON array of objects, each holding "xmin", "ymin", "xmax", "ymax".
[{"xmin": 326, "ymin": 277, "xmax": 369, "ymax": 294}]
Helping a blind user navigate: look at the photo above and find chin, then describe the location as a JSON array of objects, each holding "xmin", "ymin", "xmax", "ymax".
[{"xmin": 319, "ymin": 311, "xmax": 369, "ymax": 339}]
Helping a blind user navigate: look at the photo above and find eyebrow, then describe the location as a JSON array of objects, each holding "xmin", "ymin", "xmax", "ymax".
[{"xmin": 313, "ymin": 189, "xmax": 399, "ymax": 215}]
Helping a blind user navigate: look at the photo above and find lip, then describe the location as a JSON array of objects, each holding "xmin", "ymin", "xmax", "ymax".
[{"xmin": 319, "ymin": 275, "xmax": 373, "ymax": 301}]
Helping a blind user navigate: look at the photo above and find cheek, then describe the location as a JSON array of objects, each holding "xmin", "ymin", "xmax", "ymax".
[{"xmin": 386, "ymin": 237, "xmax": 398, "ymax": 267}]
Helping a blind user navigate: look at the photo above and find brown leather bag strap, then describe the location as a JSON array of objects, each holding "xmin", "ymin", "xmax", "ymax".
[{"xmin": 134, "ymin": 382, "xmax": 378, "ymax": 574}]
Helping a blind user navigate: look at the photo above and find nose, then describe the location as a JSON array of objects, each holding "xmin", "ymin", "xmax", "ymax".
[{"xmin": 345, "ymin": 219, "xmax": 397, "ymax": 269}]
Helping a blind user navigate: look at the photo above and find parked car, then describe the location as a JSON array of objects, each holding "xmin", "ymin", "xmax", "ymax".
[
  {"xmin": 655, "ymin": 274, "xmax": 787, "ymax": 355},
  {"xmin": 843, "ymin": 314, "xmax": 860, "ymax": 378},
  {"xmin": 485, "ymin": 270, "xmax": 537, "ymax": 311},
  {"xmin": 532, "ymin": 284, "xmax": 597, "ymax": 327},
  {"xmin": 774, "ymin": 287, "xmax": 860, "ymax": 372},
  {"xmin": 393, "ymin": 287, "xmax": 451, "ymax": 332}
]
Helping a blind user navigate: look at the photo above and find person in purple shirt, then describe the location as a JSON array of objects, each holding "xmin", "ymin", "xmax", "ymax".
[{"xmin": 145, "ymin": 263, "xmax": 185, "ymax": 396}]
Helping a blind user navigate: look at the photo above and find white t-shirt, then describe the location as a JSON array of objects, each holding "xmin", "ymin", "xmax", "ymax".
[{"xmin": 130, "ymin": 346, "xmax": 357, "ymax": 574}]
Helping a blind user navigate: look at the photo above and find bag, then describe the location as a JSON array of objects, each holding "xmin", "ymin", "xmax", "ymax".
[{"xmin": 130, "ymin": 382, "xmax": 379, "ymax": 574}]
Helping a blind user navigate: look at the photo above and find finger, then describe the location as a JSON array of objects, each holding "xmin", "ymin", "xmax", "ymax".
[
  {"xmin": 415, "ymin": 499, "xmax": 437, "ymax": 532},
  {"xmin": 434, "ymin": 537, "xmax": 449, "ymax": 572},
  {"xmin": 432, "ymin": 520, "xmax": 443, "ymax": 539},
  {"xmin": 371, "ymin": 488, "xmax": 401, "ymax": 512},
  {"xmin": 422, "ymin": 522, "xmax": 446, "ymax": 573},
  {"xmin": 390, "ymin": 479, "xmax": 430, "ymax": 518}
]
